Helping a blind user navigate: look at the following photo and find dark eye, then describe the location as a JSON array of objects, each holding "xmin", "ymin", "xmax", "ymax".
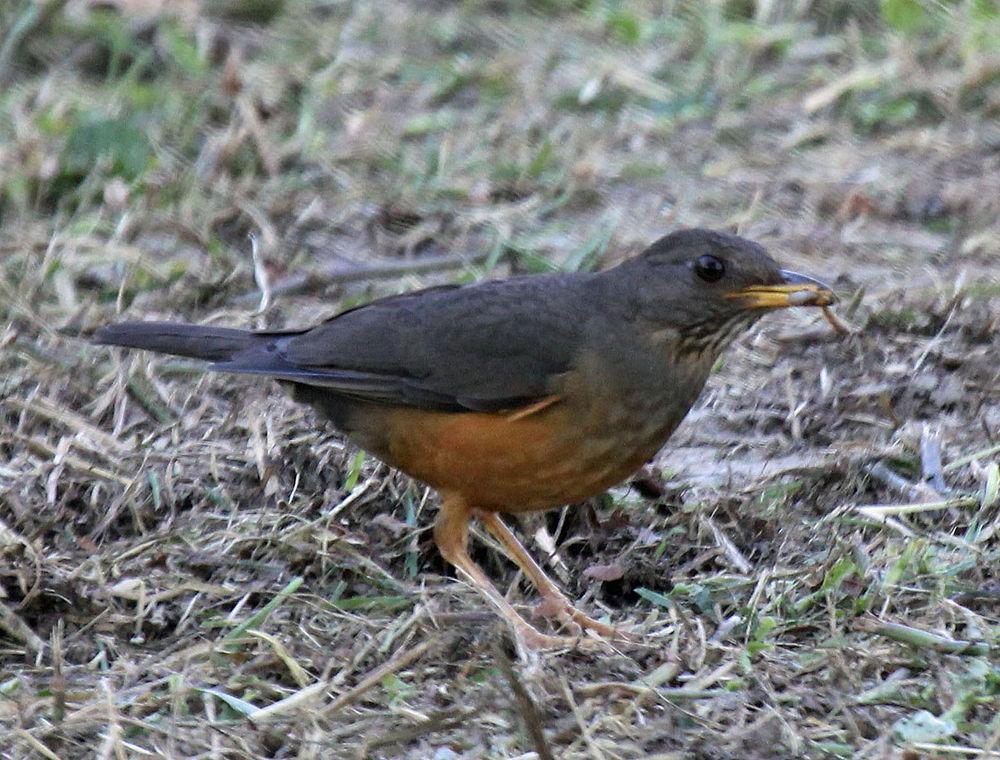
[{"xmin": 693, "ymin": 254, "xmax": 726, "ymax": 282}]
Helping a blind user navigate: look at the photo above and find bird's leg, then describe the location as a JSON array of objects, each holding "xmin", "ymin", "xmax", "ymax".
[
  {"xmin": 474, "ymin": 510, "xmax": 624, "ymax": 641},
  {"xmin": 434, "ymin": 495, "xmax": 601, "ymax": 651}
]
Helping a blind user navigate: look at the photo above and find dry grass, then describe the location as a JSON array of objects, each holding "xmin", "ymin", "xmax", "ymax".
[{"xmin": 1, "ymin": 0, "xmax": 998, "ymax": 757}]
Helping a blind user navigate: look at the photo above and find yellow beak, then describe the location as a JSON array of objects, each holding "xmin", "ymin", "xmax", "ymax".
[{"xmin": 725, "ymin": 270, "xmax": 837, "ymax": 309}]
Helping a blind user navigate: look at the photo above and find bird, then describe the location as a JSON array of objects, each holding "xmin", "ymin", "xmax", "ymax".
[{"xmin": 93, "ymin": 228, "xmax": 836, "ymax": 650}]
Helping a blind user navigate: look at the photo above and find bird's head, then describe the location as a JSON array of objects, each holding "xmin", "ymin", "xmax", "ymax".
[{"xmin": 614, "ymin": 228, "xmax": 836, "ymax": 354}]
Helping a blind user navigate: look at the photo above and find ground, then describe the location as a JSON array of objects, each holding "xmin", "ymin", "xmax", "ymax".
[{"xmin": 0, "ymin": 1, "xmax": 998, "ymax": 758}]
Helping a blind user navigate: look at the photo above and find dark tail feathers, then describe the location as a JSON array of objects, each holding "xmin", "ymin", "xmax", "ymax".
[{"xmin": 93, "ymin": 321, "xmax": 265, "ymax": 362}]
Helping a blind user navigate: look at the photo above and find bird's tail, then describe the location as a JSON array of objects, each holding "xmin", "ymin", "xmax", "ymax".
[{"xmin": 93, "ymin": 321, "xmax": 266, "ymax": 362}]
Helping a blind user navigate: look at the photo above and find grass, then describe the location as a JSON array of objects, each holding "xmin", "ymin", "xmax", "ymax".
[{"xmin": 1, "ymin": 0, "xmax": 999, "ymax": 757}]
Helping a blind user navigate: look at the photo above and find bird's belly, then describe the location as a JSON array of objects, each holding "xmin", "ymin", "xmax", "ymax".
[{"xmin": 375, "ymin": 399, "xmax": 682, "ymax": 512}]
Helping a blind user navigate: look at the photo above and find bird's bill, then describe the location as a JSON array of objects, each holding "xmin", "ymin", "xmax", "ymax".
[{"xmin": 724, "ymin": 270, "xmax": 837, "ymax": 309}]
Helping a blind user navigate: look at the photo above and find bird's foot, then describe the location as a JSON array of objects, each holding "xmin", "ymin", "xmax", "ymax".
[
  {"xmin": 532, "ymin": 594, "xmax": 633, "ymax": 644},
  {"xmin": 514, "ymin": 621, "xmax": 613, "ymax": 652}
]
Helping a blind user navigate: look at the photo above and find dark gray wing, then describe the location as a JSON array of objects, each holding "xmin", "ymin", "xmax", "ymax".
[{"xmin": 214, "ymin": 275, "xmax": 595, "ymax": 412}]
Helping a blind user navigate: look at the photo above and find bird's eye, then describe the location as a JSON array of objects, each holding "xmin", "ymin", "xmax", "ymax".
[{"xmin": 693, "ymin": 254, "xmax": 726, "ymax": 282}]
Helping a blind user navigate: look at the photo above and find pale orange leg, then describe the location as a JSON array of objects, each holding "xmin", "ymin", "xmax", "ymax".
[
  {"xmin": 434, "ymin": 495, "xmax": 602, "ymax": 650},
  {"xmin": 475, "ymin": 510, "xmax": 625, "ymax": 641}
]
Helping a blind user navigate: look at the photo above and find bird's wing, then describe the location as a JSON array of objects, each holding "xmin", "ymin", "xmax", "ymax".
[{"xmin": 214, "ymin": 276, "xmax": 590, "ymax": 412}]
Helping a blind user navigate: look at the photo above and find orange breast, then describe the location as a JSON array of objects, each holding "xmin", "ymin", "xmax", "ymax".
[{"xmin": 378, "ymin": 402, "xmax": 666, "ymax": 512}]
